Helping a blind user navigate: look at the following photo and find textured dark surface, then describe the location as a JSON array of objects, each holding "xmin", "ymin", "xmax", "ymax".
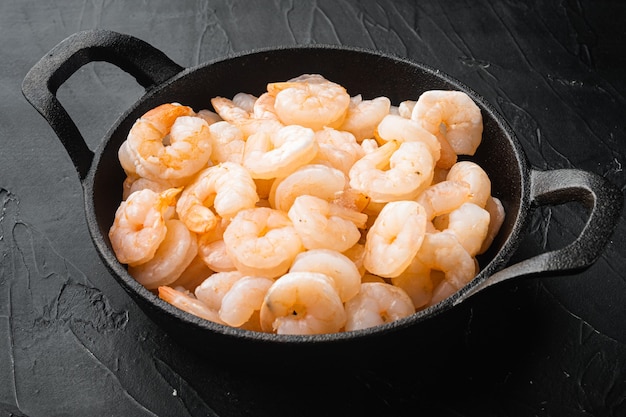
[{"xmin": 2, "ymin": 1, "xmax": 626, "ymax": 416}]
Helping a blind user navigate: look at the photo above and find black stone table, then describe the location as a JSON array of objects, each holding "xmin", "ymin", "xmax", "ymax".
[{"xmin": 1, "ymin": 1, "xmax": 625, "ymax": 416}]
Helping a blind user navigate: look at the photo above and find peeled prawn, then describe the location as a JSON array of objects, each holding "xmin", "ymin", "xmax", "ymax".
[
  {"xmin": 344, "ymin": 282, "xmax": 415, "ymax": 331},
  {"xmin": 446, "ymin": 161, "xmax": 491, "ymax": 208},
  {"xmin": 158, "ymin": 286, "xmax": 222, "ymax": 324},
  {"xmin": 126, "ymin": 103, "xmax": 212, "ymax": 183},
  {"xmin": 243, "ymin": 125, "xmax": 318, "ymax": 179},
  {"xmin": 340, "ymin": 95, "xmax": 391, "ymax": 142},
  {"xmin": 270, "ymin": 164, "xmax": 346, "ymax": 212},
  {"xmin": 260, "ymin": 272, "xmax": 346, "ymax": 335},
  {"xmin": 289, "ymin": 248, "xmax": 361, "ymax": 302},
  {"xmin": 268, "ymin": 74, "xmax": 351, "ymax": 131},
  {"xmin": 445, "ymin": 202, "xmax": 490, "ymax": 256},
  {"xmin": 223, "ymin": 207, "xmax": 303, "ymax": 278},
  {"xmin": 176, "ymin": 162, "xmax": 259, "ymax": 233},
  {"xmin": 363, "ymin": 200, "xmax": 427, "ymax": 278},
  {"xmin": 109, "ymin": 188, "xmax": 179, "ymax": 266},
  {"xmin": 412, "ymin": 90, "xmax": 483, "ymax": 156},
  {"xmin": 288, "ymin": 195, "xmax": 366, "ymax": 253},
  {"xmin": 416, "ymin": 231, "xmax": 476, "ymax": 290},
  {"xmin": 349, "ymin": 140, "xmax": 434, "ymax": 202},
  {"xmin": 219, "ymin": 275, "xmax": 274, "ymax": 327},
  {"xmin": 129, "ymin": 219, "xmax": 198, "ymax": 290}
]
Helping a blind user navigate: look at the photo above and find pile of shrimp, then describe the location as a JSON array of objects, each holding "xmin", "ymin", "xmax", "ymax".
[{"xmin": 109, "ymin": 73, "xmax": 505, "ymax": 335}]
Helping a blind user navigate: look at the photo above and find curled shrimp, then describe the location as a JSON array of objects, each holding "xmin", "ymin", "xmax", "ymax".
[
  {"xmin": 194, "ymin": 271, "xmax": 244, "ymax": 312},
  {"xmin": 267, "ymin": 74, "xmax": 351, "ymax": 131},
  {"xmin": 158, "ymin": 286, "xmax": 223, "ymax": 324},
  {"xmin": 363, "ymin": 200, "xmax": 427, "ymax": 278},
  {"xmin": 287, "ymin": 195, "xmax": 366, "ymax": 253},
  {"xmin": 243, "ymin": 125, "xmax": 318, "ymax": 179},
  {"xmin": 223, "ymin": 207, "xmax": 304, "ymax": 278},
  {"xmin": 129, "ymin": 219, "xmax": 198, "ymax": 290},
  {"xmin": 211, "ymin": 96, "xmax": 283, "ymax": 139},
  {"xmin": 415, "ymin": 180, "xmax": 471, "ymax": 220},
  {"xmin": 126, "ymin": 103, "xmax": 212, "ymax": 183},
  {"xmin": 208, "ymin": 121, "xmax": 245, "ymax": 165},
  {"xmin": 349, "ymin": 140, "xmax": 434, "ymax": 203},
  {"xmin": 219, "ymin": 275, "xmax": 274, "ymax": 328},
  {"xmin": 253, "ymin": 92, "xmax": 280, "ymax": 121},
  {"xmin": 176, "ymin": 162, "xmax": 259, "ymax": 233},
  {"xmin": 270, "ymin": 164, "xmax": 346, "ymax": 212},
  {"xmin": 312, "ymin": 127, "xmax": 365, "ymax": 176},
  {"xmin": 260, "ymin": 272, "xmax": 346, "ymax": 335},
  {"xmin": 289, "ymin": 249, "xmax": 361, "ymax": 302},
  {"xmin": 446, "ymin": 161, "xmax": 491, "ymax": 208},
  {"xmin": 412, "ymin": 90, "xmax": 483, "ymax": 156},
  {"xmin": 197, "ymin": 218, "xmax": 236, "ymax": 272},
  {"xmin": 416, "ymin": 231, "xmax": 476, "ymax": 290},
  {"xmin": 108, "ymin": 187, "xmax": 179, "ymax": 266},
  {"xmin": 344, "ymin": 282, "xmax": 415, "ymax": 331},
  {"xmin": 340, "ymin": 95, "xmax": 391, "ymax": 142},
  {"xmin": 375, "ymin": 114, "xmax": 441, "ymax": 162},
  {"xmin": 445, "ymin": 202, "xmax": 490, "ymax": 256}
]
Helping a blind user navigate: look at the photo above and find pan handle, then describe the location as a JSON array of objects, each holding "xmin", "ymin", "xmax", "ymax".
[
  {"xmin": 455, "ymin": 168, "xmax": 623, "ymax": 304},
  {"xmin": 21, "ymin": 29, "xmax": 184, "ymax": 181}
]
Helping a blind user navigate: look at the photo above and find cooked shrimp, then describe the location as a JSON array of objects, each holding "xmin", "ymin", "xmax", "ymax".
[
  {"xmin": 446, "ymin": 202, "xmax": 490, "ymax": 256},
  {"xmin": 349, "ymin": 140, "xmax": 435, "ymax": 202},
  {"xmin": 398, "ymin": 100, "xmax": 416, "ymax": 119},
  {"xmin": 232, "ymin": 92, "xmax": 258, "ymax": 113},
  {"xmin": 416, "ymin": 231, "xmax": 476, "ymax": 290},
  {"xmin": 219, "ymin": 275, "xmax": 274, "ymax": 327},
  {"xmin": 363, "ymin": 200, "xmax": 427, "ymax": 278},
  {"xmin": 446, "ymin": 161, "xmax": 491, "ymax": 208},
  {"xmin": 312, "ymin": 127, "xmax": 365, "ymax": 176},
  {"xmin": 109, "ymin": 187, "xmax": 179, "ymax": 266},
  {"xmin": 479, "ymin": 196, "xmax": 505, "ymax": 254},
  {"xmin": 375, "ymin": 114, "xmax": 441, "ymax": 162},
  {"xmin": 412, "ymin": 90, "xmax": 483, "ymax": 156},
  {"xmin": 340, "ymin": 95, "xmax": 391, "ymax": 142},
  {"xmin": 129, "ymin": 219, "xmax": 198, "ymax": 290},
  {"xmin": 415, "ymin": 180, "xmax": 471, "ymax": 220},
  {"xmin": 287, "ymin": 195, "xmax": 366, "ymax": 253},
  {"xmin": 196, "ymin": 109, "xmax": 222, "ymax": 125},
  {"xmin": 211, "ymin": 96, "xmax": 283, "ymax": 139},
  {"xmin": 243, "ymin": 125, "xmax": 318, "ymax": 179},
  {"xmin": 390, "ymin": 256, "xmax": 433, "ymax": 309},
  {"xmin": 122, "ymin": 175, "xmax": 172, "ymax": 201},
  {"xmin": 289, "ymin": 249, "xmax": 361, "ymax": 302},
  {"xmin": 208, "ymin": 121, "xmax": 245, "ymax": 164},
  {"xmin": 223, "ymin": 207, "xmax": 304, "ymax": 278},
  {"xmin": 344, "ymin": 282, "xmax": 415, "ymax": 331},
  {"xmin": 253, "ymin": 92, "xmax": 280, "ymax": 120},
  {"xmin": 176, "ymin": 162, "xmax": 259, "ymax": 233},
  {"xmin": 194, "ymin": 270, "xmax": 244, "ymax": 311},
  {"xmin": 158, "ymin": 286, "xmax": 223, "ymax": 323},
  {"xmin": 270, "ymin": 164, "xmax": 346, "ymax": 212},
  {"xmin": 197, "ymin": 218, "xmax": 237, "ymax": 272},
  {"xmin": 268, "ymin": 74, "xmax": 351, "ymax": 131},
  {"xmin": 126, "ymin": 104, "xmax": 212, "ymax": 183},
  {"xmin": 260, "ymin": 272, "xmax": 346, "ymax": 335}
]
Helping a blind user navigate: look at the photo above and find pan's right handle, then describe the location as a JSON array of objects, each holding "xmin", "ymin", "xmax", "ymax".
[
  {"xmin": 22, "ymin": 29, "xmax": 184, "ymax": 181},
  {"xmin": 455, "ymin": 168, "xmax": 623, "ymax": 304}
]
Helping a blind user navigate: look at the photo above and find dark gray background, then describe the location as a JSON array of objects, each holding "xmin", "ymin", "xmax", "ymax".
[{"xmin": 1, "ymin": 1, "xmax": 625, "ymax": 416}]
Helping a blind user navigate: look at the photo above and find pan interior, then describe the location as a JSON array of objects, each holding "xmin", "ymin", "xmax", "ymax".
[{"xmin": 89, "ymin": 46, "xmax": 526, "ymax": 342}]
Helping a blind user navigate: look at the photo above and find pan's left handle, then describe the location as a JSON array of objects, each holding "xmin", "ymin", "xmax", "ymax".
[{"xmin": 22, "ymin": 29, "xmax": 184, "ymax": 181}]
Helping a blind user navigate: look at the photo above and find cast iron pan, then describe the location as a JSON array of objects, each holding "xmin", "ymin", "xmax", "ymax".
[{"xmin": 22, "ymin": 30, "xmax": 623, "ymax": 366}]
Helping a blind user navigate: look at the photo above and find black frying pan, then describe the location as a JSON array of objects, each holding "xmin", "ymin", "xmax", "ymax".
[{"xmin": 22, "ymin": 30, "xmax": 623, "ymax": 365}]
